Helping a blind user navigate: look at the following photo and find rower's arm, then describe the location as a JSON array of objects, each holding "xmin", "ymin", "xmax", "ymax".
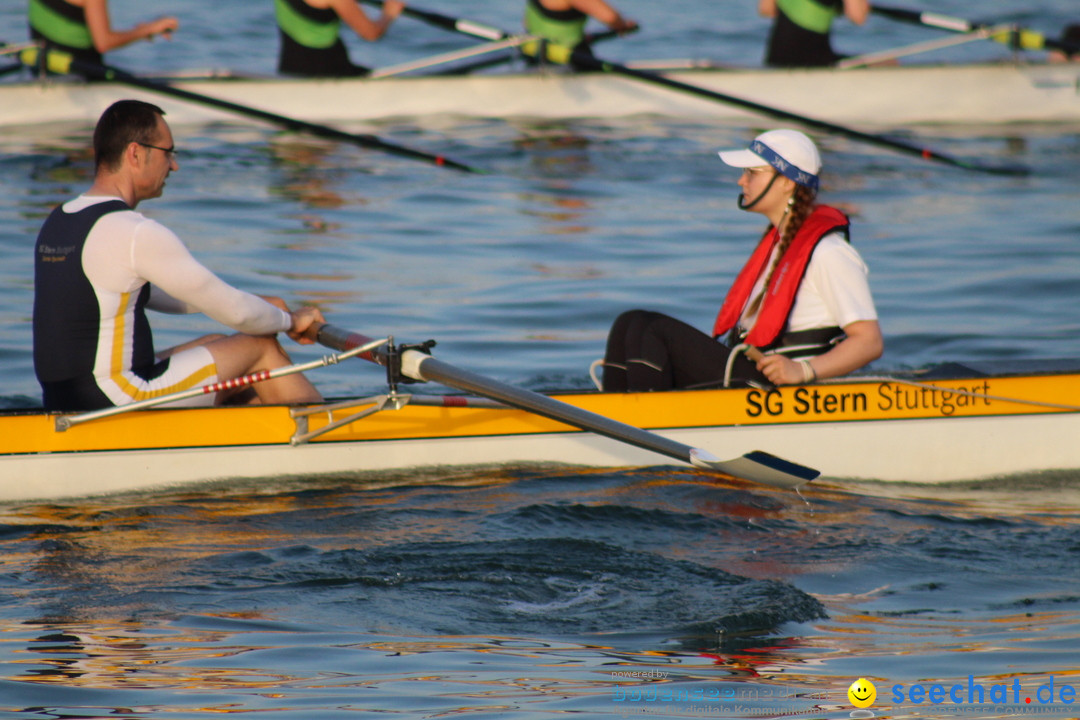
[
  {"xmin": 329, "ymin": 0, "xmax": 403, "ymax": 41},
  {"xmin": 84, "ymin": 0, "xmax": 178, "ymax": 53},
  {"xmin": 805, "ymin": 319, "xmax": 883, "ymax": 380},
  {"xmin": 133, "ymin": 222, "xmax": 291, "ymax": 335},
  {"xmin": 568, "ymin": 0, "xmax": 636, "ymax": 32},
  {"xmin": 753, "ymin": 319, "xmax": 883, "ymax": 386}
]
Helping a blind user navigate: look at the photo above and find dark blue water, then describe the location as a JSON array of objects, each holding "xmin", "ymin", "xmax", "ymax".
[
  {"xmin": 0, "ymin": 471, "xmax": 1077, "ymax": 717},
  {"xmin": 1, "ymin": 0, "xmax": 1079, "ymax": 717}
]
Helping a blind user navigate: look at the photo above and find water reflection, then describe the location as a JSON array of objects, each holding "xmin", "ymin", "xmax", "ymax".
[
  {"xmin": 514, "ymin": 127, "xmax": 597, "ymax": 239},
  {"xmin": 515, "ymin": 127, "xmax": 594, "ymax": 178},
  {"xmin": 265, "ymin": 137, "xmax": 365, "ymax": 232},
  {"xmin": 14, "ymin": 621, "xmax": 282, "ymax": 690},
  {"xmin": 22, "ymin": 141, "xmax": 95, "ymax": 213},
  {"xmin": 0, "ymin": 467, "xmax": 1075, "ymax": 716}
]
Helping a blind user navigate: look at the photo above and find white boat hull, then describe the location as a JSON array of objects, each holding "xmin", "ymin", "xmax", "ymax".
[
  {"xmin": 4, "ymin": 63, "xmax": 1080, "ymax": 128},
  {"xmin": 6, "ymin": 412, "xmax": 1079, "ymax": 502}
]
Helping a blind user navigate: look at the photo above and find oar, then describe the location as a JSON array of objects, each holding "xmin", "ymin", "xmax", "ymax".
[
  {"xmin": 360, "ymin": 0, "xmax": 510, "ymax": 41},
  {"xmin": 351, "ymin": 3, "xmax": 1027, "ymax": 176},
  {"xmin": 360, "ymin": 0, "xmax": 636, "ymax": 48},
  {"xmin": 871, "ymin": 5, "xmax": 1080, "ymax": 56},
  {"xmin": 369, "ymin": 35, "xmax": 535, "ymax": 78},
  {"xmin": 308, "ymin": 323, "xmax": 820, "ymax": 489},
  {"xmin": 836, "ymin": 24, "xmax": 1014, "ymax": 68},
  {"xmin": 569, "ymin": 50, "xmax": 1029, "ymax": 176},
  {"xmin": 17, "ymin": 46, "xmax": 480, "ymax": 174},
  {"xmin": 427, "ymin": 28, "xmax": 635, "ymax": 76}
]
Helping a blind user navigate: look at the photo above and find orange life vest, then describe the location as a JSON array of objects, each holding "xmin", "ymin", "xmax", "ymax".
[{"xmin": 712, "ymin": 204, "xmax": 849, "ymax": 348}]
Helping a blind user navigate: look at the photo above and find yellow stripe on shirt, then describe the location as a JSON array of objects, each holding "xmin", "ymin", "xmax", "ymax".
[{"xmin": 107, "ymin": 290, "xmax": 219, "ymax": 402}]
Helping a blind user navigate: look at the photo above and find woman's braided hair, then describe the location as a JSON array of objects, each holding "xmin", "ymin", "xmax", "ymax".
[{"xmin": 746, "ymin": 182, "xmax": 818, "ymax": 317}]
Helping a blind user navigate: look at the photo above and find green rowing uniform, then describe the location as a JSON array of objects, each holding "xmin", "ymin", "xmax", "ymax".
[
  {"xmin": 766, "ymin": 0, "xmax": 844, "ymax": 67},
  {"xmin": 28, "ymin": 0, "xmax": 102, "ymax": 68},
  {"xmin": 275, "ymin": 0, "xmax": 368, "ymax": 77},
  {"xmin": 522, "ymin": 0, "xmax": 588, "ymax": 65}
]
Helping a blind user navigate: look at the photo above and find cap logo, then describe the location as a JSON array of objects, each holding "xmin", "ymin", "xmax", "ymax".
[{"xmin": 751, "ymin": 140, "xmax": 819, "ymax": 191}]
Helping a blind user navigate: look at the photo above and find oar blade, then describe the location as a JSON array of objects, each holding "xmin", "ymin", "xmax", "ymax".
[{"xmin": 690, "ymin": 449, "xmax": 819, "ymax": 489}]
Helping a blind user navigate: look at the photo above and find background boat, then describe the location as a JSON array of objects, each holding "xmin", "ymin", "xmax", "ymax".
[
  {"xmin": 5, "ymin": 61, "xmax": 1080, "ymax": 127},
  {"xmin": 5, "ymin": 0, "xmax": 1080, "ymax": 129}
]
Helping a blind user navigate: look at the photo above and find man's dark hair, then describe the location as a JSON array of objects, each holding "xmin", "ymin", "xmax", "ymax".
[{"xmin": 93, "ymin": 100, "xmax": 167, "ymax": 171}]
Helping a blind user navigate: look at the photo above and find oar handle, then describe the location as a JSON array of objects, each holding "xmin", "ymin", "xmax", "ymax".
[{"xmin": 306, "ymin": 323, "xmax": 389, "ymax": 366}]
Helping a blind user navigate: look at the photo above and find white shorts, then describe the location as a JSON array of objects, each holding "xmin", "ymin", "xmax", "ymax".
[{"xmin": 99, "ymin": 345, "xmax": 221, "ymax": 408}]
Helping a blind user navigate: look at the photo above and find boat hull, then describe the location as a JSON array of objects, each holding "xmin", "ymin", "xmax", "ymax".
[
  {"xmin": 5, "ymin": 365, "xmax": 1079, "ymax": 501},
  {"xmin": 4, "ymin": 63, "xmax": 1080, "ymax": 128}
]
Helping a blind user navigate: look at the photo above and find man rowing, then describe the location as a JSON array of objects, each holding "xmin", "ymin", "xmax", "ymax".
[
  {"xmin": 28, "ymin": 0, "xmax": 178, "ymax": 70},
  {"xmin": 276, "ymin": 0, "xmax": 406, "ymax": 77},
  {"xmin": 33, "ymin": 100, "xmax": 325, "ymax": 412},
  {"xmin": 522, "ymin": 0, "xmax": 637, "ymax": 65}
]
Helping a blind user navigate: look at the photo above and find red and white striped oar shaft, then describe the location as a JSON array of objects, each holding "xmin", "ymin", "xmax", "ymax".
[
  {"xmin": 55, "ymin": 336, "xmax": 388, "ymax": 431},
  {"xmin": 197, "ymin": 369, "xmax": 274, "ymax": 395}
]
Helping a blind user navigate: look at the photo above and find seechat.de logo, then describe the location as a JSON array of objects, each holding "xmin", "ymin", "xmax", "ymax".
[
  {"xmin": 848, "ymin": 678, "xmax": 876, "ymax": 708},
  {"xmin": 847, "ymin": 678, "xmax": 877, "ymax": 718}
]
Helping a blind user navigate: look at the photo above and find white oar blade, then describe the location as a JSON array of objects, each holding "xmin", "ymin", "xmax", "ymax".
[{"xmin": 690, "ymin": 449, "xmax": 818, "ymax": 489}]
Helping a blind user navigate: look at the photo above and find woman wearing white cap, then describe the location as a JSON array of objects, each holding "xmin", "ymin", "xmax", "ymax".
[{"xmin": 601, "ymin": 129, "xmax": 882, "ymax": 391}]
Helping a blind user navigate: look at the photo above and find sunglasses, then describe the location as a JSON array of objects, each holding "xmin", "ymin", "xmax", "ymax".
[{"xmin": 137, "ymin": 142, "xmax": 178, "ymax": 161}]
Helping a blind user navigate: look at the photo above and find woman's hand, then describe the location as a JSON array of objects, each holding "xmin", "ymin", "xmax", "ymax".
[
  {"xmin": 752, "ymin": 319, "xmax": 884, "ymax": 385},
  {"xmin": 755, "ymin": 354, "xmax": 811, "ymax": 385}
]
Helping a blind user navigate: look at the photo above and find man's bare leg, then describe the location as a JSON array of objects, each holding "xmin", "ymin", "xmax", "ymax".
[{"xmin": 203, "ymin": 333, "xmax": 322, "ymax": 405}]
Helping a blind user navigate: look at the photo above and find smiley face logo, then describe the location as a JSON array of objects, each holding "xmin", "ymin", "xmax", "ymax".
[{"xmin": 848, "ymin": 678, "xmax": 876, "ymax": 708}]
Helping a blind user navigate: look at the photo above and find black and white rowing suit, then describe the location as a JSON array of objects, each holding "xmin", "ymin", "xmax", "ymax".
[{"xmin": 33, "ymin": 195, "xmax": 291, "ymax": 411}]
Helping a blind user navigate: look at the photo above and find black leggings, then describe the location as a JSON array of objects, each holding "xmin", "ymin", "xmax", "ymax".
[{"xmin": 601, "ymin": 310, "xmax": 764, "ymax": 391}]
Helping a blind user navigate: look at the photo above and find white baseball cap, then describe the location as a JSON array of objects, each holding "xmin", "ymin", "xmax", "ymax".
[{"xmin": 718, "ymin": 129, "xmax": 821, "ymax": 191}]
